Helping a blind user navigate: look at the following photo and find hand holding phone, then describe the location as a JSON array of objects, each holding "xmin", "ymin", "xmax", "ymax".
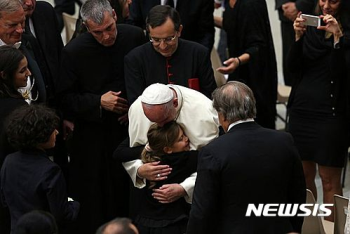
[{"xmin": 300, "ymin": 14, "xmax": 321, "ymax": 27}]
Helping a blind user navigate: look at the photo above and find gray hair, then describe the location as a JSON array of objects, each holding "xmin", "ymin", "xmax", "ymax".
[
  {"xmin": 0, "ymin": 0, "xmax": 22, "ymax": 18},
  {"xmin": 81, "ymin": 0, "xmax": 113, "ymax": 25},
  {"xmin": 212, "ymin": 81, "xmax": 256, "ymax": 123},
  {"xmin": 95, "ymin": 217, "xmax": 137, "ymax": 234}
]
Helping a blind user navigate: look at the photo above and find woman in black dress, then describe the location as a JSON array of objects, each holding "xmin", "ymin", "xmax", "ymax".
[
  {"xmin": 136, "ymin": 121, "xmax": 198, "ymax": 234},
  {"xmin": 216, "ymin": 0, "xmax": 278, "ymax": 129},
  {"xmin": 287, "ymin": 0, "xmax": 347, "ymax": 221}
]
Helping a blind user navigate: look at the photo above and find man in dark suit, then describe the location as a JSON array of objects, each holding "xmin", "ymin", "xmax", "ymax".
[
  {"xmin": 21, "ymin": 0, "xmax": 63, "ymax": 106},
  {"xmin": 127, "ymin": 0, "xmax": 214, "ymax": 50},
  {"xmin": 275, "ymin": 0, "xmax": 315, "ymax": 85},
  {"xmin": 187, "ymin": 81, "xmax": 306, "ymax": 234}
]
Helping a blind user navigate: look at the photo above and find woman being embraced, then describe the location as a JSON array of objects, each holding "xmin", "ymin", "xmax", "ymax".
[
  {"xmin": 136, "ymin": 121, "xmax": 198, "ymax": 234},
  {"xmin": 287, "ymin": 0, "xmax": 347, "ymax": 221}
]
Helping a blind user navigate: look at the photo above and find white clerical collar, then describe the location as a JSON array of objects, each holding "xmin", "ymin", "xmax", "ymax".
[{"xmin": 228, "ymin": 118, "xmax": 254, "ymax": 132}]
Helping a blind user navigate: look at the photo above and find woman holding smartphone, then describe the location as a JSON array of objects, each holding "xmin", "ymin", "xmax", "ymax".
[{"xmin": 287, "ymin": 0, "xmax": 347, "ymax": 221}]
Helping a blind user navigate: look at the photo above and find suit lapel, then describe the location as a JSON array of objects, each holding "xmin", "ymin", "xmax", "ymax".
[{"xmin": 31, "ymin": 10, "xmax": 46, "ymax": 51}]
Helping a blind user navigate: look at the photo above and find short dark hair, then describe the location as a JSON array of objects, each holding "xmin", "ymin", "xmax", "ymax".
[
  {"xmin": 6, "ymin": 104, "xmax": 59, "ymax": 150},
  {"xmin": 146, "ymin": 5, "xmax": 181, "ymax": 32},
  {"xmin": 14, "ymin": 210, "xmax": 58, "ymax": 234},
  {"xmin": 212, "ymin": 81, "xmax": 256, "ymax": 122},
  {"xmin": 96, "ymin": 217, "xmax": 137, "ymax": 234},
  {"xmin": 0, "ymin": 45, "xmax": 25, "ymax": 98}
]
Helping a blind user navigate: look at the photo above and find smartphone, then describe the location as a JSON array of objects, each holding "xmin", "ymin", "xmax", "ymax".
[{"xmin": 300, "ymin": 14, "xmax": 321, "ymax": 27}]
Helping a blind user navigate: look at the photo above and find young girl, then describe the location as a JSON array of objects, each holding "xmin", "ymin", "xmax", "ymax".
[
  {"xmin": 0, "ymin": 104, "xmax": 80, "ymax": 233},
  {"xmin": 135, "ymin": 121, "xmax": 198, "ymax": 234}
]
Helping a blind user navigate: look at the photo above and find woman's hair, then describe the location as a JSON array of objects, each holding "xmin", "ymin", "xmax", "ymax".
[
  {"xmin": 141, "ymin": 121, "xmax": 181, "ymax": 163},
  {"xmin": 6, "ymin": 104, "xmax": 59, "ymax": 150},
  {"xmin": 141, "ymin": 121, "xmax": 181, "ymax": 188},
  {"xmin": 0, "ymin": 46, "xmax": 25, "ymax": 98},
  {"xmin": 14, "ymin": 210, "xmax": 58, "ymax": 234}
]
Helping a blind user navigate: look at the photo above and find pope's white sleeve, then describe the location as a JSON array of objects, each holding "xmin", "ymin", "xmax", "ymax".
[
  {"xmin": 122, "ymin": 159, "xmax": 146, "ymax": 188},
  {"xmin": 180, "ymin": 172, "xmax": 197, "ymax": 204}
]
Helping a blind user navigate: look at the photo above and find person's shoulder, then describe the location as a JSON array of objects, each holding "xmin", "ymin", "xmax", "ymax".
[
  {"xmin": 175, "ymin": 85, "xmax": 211, "ymax": 100},
  {"xmin": 117, "ymin": 24, "xmax": 144, "ymax": 36},
  {"xmin": 0, "ymin": 98, "xmax": 27, "ymax": 116},
  {"xmin": 179, "ymin": 39, "xmax": 208, "ymax": 53},
  {"xmin": 258, "ymin": 126, "xmax": 294, "ymax": 143},
  {"xmin": 125, "ymin": 42, "xmax": 151, "ymax": 59},
  {"xmin": 34, "ymin": 1, "xmax": 54, "ymax": 11},
  {"xmin": 63, "ymin": 33, "xmax": 93, "ymax": 52}
]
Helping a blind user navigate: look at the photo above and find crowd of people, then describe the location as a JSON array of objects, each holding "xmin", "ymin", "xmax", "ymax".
[{"xmin": 0, "ymin": 0, "xmax": 349, "ymax": 233}]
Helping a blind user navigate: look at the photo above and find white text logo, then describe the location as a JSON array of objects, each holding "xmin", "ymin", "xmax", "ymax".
[{"xmin": 245, "ymin": 204, "xmax": 333, "ymax": 217}]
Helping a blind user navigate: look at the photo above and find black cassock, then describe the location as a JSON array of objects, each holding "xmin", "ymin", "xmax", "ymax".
[
  {"xmin": 223, "ymin": 0, "xmax": 278, "ymax": 129},
  {"xmin": 124, "ymin": 39, "xmax": 216, "ymax": 104},
  {"xmin": 57, "ymin": 24, "xmax": 145, "ymax": 233}
]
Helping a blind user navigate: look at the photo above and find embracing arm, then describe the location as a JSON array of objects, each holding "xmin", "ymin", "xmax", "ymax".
[{"xmin": 113, "ymin": 137, "xmax": 143, "ymax": 162}]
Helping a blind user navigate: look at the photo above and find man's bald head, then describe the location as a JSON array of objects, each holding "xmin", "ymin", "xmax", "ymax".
[{"xmin": 96, "ymin": 218, "xmax": 138, "ymax": 234}]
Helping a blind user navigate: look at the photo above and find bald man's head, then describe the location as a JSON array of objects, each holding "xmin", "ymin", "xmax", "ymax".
[{"xmin": 96, "ymin": 218, "xmax": 138, "ymax": 234}]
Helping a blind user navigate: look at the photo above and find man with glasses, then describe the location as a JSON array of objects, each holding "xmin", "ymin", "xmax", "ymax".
[
  {"xmin": 56, "ymin": 0, "xmax": 145, "ymax": 232},
  {"xmin": 124, "ymin": 5, "xmax": 216, "ymax": 104}
]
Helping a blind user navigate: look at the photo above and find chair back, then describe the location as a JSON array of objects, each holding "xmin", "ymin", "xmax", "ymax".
[
  {"xmin": 334, "ymin": 194, "xmax": 349, "ymax": 234},
  {"xmin": 302, "ymin": 189, "xmax": 327, "ymax": 234},
  {"xmin": 210, "ymin": 48, "xmax": 227, "ymax": 87},
  {"xmin": 62, "ymin": 13, "xmax": 78, "ymax": 44}
]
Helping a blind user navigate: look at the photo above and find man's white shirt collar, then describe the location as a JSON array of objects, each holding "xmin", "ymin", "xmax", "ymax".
[
  {"xmin": 0, "ymin": 39, "xmax": 21, "ymax": 49},
  {"xmin": 228, "ymin": 119, "xmax": 254, "ymax": 132}
]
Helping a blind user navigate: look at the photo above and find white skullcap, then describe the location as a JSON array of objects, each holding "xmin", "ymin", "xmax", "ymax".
[{"xmin": 140, "ymin": 83, "xmax": 174, "ymax": 105}]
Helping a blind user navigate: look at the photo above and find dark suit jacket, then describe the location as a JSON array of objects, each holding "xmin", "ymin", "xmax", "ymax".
[
  {"xmin": 27, "ymin": 1, "xmax": 64, "ymax": 104},
  {"xmin": 0, "ymin": 149, "xmax": 80, "ymax": 232},
  {"xmin": 128, "ymin": 0, "xmax": 214, "ymax": 50},
  {"xmin": 187, "ymin": 122, "xmax": 306, "ymax": 234}
]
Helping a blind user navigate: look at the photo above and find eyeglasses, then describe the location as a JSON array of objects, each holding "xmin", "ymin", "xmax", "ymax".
[{"xmin": 149, "ymin": 34, "xmax": 177, "ymax": 46}]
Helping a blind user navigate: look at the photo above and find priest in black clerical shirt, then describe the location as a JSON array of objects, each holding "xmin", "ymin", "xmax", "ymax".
[
  {"xmin": 124, "ymin": 5, "xmax": 217, "ymax": 104},
  {"xmin": 56, "ymin": 0, "xmax": 146, "ymax": 233}
]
